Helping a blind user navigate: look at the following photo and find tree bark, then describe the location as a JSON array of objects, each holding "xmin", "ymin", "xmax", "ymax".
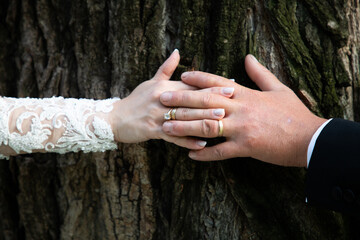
[{"xmin": 0, "ymin": 0, "xmax": 360, "ymax": 239}]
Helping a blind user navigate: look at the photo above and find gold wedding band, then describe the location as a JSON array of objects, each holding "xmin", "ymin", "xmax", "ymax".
[
  {"xmin": 171, "ymin": 108, "xmax": 177, "ymax": 120},
  {"xmin": 164, "ymin": 108, "xmax": 173, "ymax": 120},
  {"xmin": 164, "ymin": 108, "xmax": 177, "ymax": 121},
  {"xmin": 218, "ymin": 120, "xmax": 224, "ymax": 137}
]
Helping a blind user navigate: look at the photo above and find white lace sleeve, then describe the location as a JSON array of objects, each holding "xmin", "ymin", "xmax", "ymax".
[{"xmin": 0, "ymin": 96, "xmax": 119, "ymax": 159}]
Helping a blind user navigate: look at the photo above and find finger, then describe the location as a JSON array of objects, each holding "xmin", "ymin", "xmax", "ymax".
[
  {"xmin": 181, "ymin": 71, "xmax": 238, "ymax": 89},
  {"xmin": 160, "ymin": 90, "xmax": 231, "ymax": 108},
  {"xmin": 153, "ymin": 49, "xmax": 180, "ymax": 80},
  {"xmin": 161, "ymin": 134, "xmax": 207, "ymax": 150},
  {"xmin": 162, "ymin": 119, "xmax": 221, "ymax": 138},
  {"xmin": 198, "ymin": 87, "xmax": 234, "ymax": 98},
  {"xmin": 172, "ymin": 108, "xmax": 225, "ymax": 120},
  {"xmin": 245, "ymin": 54, "xmax": 287, "ymax": 91},
  {"xmin": 164, "ymin": 80, "xmax": 198, "ymax": 91},
  {"xmin": 188, "ymin": 142, "xmax": 242, "ymax": 161}
]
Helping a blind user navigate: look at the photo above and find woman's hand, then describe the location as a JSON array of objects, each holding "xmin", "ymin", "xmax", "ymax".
[
  {"xmin": 110, "ymin": 50, "xmax": 234, "ymax": 149},
  {"xmin": 159, "ymin": 54, "xmax": 326, "ymax": 166}
]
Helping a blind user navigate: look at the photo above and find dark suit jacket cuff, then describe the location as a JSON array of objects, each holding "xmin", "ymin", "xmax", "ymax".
[{"xmin": 306, "ymin": 118, "xmax": 360, "ymax": 215}]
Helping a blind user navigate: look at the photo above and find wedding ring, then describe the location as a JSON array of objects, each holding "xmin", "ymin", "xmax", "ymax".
[
  {"xmin": 218, "ymin": 120, "xmax": 224, "ymax": 137},
  {"xmin": 170, "ymin": 108, "xmax": 177, "ymax": 120},
  {"xmin": 164, "ymin": 108, "xmax": 173, "ymax": 120}
]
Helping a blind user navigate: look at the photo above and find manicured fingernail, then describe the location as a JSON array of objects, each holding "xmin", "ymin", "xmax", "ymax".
[
  {"xmin": 222, "ymin": 87, "xmax": 234, "ymax": 95},
  {"xmin": 160, "ymin": 92, "xmax": 172, "ymax": 102},
  {"xmin": 249, "ymin": 54, "xmax": 258, "ymax": 63},
  {"xmin": 229, "ymin": 78, "xmax": 235, "ymax": 82},
  {"xmin": 173, "ymin": 49, "xmax": 179, "ymax": 54},
  {"xmin": 163, "ymin": 122, "xmax": 173, "ymax": 132},
  {"xmin": 181, "ymin": 72, "xmax": 189, "ymax": 79},
  {"xmin": 189, "ymin": 151, "xmax": 196, "ymax": 158},
  {"xmin": 214, "ymin": 109, "xmax": 225, "ymax": 116},
  {"xmin": 196, "ymin": 140, "xmax": 207, "ymax": 147}
]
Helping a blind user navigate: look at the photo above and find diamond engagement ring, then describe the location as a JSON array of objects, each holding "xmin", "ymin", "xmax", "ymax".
[{"xmin": 164, "ymin": 108, "xmax": 173, "ymax": 120}]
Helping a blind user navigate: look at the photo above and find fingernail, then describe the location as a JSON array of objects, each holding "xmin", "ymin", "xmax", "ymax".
[
  {"xmin": 249, "ymin": 54, "xmax": 258, "ymax": 63},
  {"xmin": 222, "ymin": 87, "xmax": 234, "ymax": 95},
  {"xmin": 196, "ymin": 140, "xmax": 207, "ymax": 147},
  {"xmin": 173, "ymin": 49, "xmax": 179, "ymax": 54},
  {"xmin": 229, "ymin": 78, "xmax": 235, "ymax": 82},
  {"xmin": 214, "ymin": 109, "xmax": 225, "ymax": 116},
  {"xmin": 189, "ymin": 151, "xmax": 196, "ymax": 158},
  {"xmin": 181, "ymin": 72, "xmax": 189, "ymax": 79},
  {"xmin": 160, "ymin": 92, "xmax": 172, "ymax": 102},
  {"xmin": 163, "ymin": 122, "xmax": 173, "ymax": 132}
]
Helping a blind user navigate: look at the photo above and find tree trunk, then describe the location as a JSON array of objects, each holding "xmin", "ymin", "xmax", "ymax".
[{"xmin": 1, "ymin": 0, "xmax": 360, "ymax": 239}]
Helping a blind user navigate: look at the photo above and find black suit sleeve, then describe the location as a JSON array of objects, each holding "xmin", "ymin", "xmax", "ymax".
[{"xmin": 306, "ymin": 118, "xmax": 360, "ymax": 215}]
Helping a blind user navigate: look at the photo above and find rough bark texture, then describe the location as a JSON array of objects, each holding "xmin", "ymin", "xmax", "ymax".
[{"xmin": 1, "ymin": 0, "xmax": 360, "ymax": 239}]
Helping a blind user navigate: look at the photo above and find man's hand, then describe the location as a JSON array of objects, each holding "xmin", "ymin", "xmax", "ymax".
[
  {"xmin": 160, "ymin": 54, "xmax": 327, "ymax": 167},
  {"xmin": 111, "ymin": 49, "xmax": 231, "ymax": 149}
]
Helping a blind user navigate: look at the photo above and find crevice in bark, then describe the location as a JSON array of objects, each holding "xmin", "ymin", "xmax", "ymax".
[{"xmin": 104, "ymin": 0, "xmax": 112, "ymax": 98}]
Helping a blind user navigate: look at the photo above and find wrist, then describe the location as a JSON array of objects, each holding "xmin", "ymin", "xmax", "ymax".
[
  {"xmin": 108, "ymin": 98, "xmax": 126, "ymax": 142},
  {"xmin": 299, "ymin": 116, "xmax": 327, "ymax": 167}
]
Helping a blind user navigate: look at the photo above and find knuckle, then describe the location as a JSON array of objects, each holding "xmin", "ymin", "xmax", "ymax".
[
  {"xmin": 181, "ymin": 108, "xmax": 190, "ymax": 119},
  {"xmin": 202, "ymin": 109, "xmax": 208, "ymax": 118},
  {"xmin": 147, "ymin": 107, "xmax": 158, "ymax": 121},
  {"xmin": 200, "ymin": 119, "xmax": 216, "ymax": 137},
  {"xmin": 201, "ymin": 93, "xmax": 213, "ymax": 107},
  {"xmin": 154, "ymin": 81, "xmax": 166, "ymax": 93},
  {"xmin": 242, "ymin": 106, "xmax": 250, "ymax": 116},
  {"xmin": 210, "ymin": 87, "xmax": 218, "ymax": 93},
  {"xmin": 214, "ymin": 147, "xmax": 225, "ymax": 159},
  {"xmin": 180, "ymin": 92, "xmax": 190, "ymax": 104},
  {"xmin": 156, "ymin": 80, "xmax": 166, "ymax": 88},
  {"xmin": 240, "ymin": 103, "xmax": 252, "ymax": 115},
  {"xmin": 243, "ymin": 133, "xmax": 258, "ymax": 151},
  {"xmin": 241, "ymin": 122, "xmax": 260, "ymax": 151},
  {"xmin": 244, "ymin": 136, "xmax": 256, "ymax": 150}
]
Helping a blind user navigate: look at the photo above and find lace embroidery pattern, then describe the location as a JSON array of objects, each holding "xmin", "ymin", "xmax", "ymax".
[{"xmin": 0, "ymin": 96, "xmax": 119, "ymax": 159}]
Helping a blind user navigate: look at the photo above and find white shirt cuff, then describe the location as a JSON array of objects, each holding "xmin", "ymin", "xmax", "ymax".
[{"xmin": 306, "ymin": 119, "xmax": 333, "ymax": 168}]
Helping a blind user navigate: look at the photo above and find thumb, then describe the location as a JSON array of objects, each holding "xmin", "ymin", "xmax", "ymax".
[
  {"xmin": 153, "ymin": 49, "xmax": 180, "ymax": 80},
  {"xmin": 245, "ymin": 54, "xmax": 286, "ymax": 91}
]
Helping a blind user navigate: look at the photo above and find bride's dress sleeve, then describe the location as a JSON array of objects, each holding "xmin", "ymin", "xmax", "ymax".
[{"xmin": 0, "ymin": 96, "xmax": 119, "ymax": 159}]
